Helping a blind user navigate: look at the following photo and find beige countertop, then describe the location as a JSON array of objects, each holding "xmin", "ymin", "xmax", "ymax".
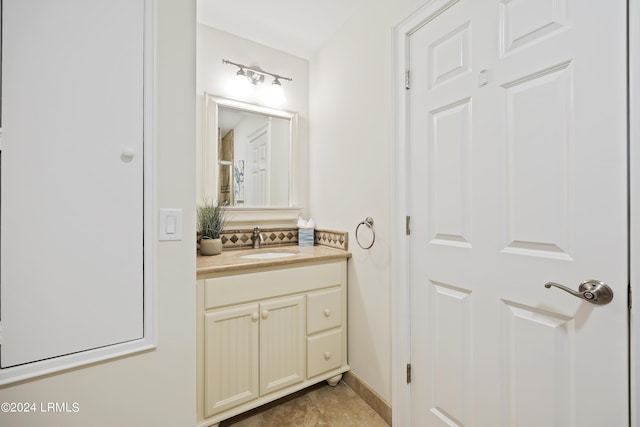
[{"xmin": 197, "ymin": 245, "xmax": 352, "ymax": 276}]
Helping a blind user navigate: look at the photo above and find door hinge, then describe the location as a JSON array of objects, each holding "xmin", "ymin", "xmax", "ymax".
[
  {"xmin": 406, "ymin": 363, "xmax": 412, "ymax": 383},
  {"xmin": 629, "ymin": 284, "xmax": 632, "ymax": 310},
  {"xmin": 406, "ymin": 216, "xmax": 411, "ymax": 235},
  {"xmin": 405, "ymin": 70, "xmax": 410, "ymax": 90}
]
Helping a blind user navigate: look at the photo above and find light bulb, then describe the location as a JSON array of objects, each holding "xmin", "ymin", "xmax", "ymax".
[
  {"xmin": 232, "ymin": 69, "xmax": 252, "ymax": 97},
  {"xmin": 267, "ymin": 79, "xmax": 286, "ymax": 105}
]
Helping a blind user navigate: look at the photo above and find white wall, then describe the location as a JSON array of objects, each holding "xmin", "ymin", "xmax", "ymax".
[
  {"xmin": 0, "ymin": 1, "xmax": 197, "ymax": 426},
  {"xmin": 309, "ymin": 0, "xmax": 423, "ymax": 403},
  {"xmin": 196, "ymin": 24, "xmax": 309, "ymax": 214}
]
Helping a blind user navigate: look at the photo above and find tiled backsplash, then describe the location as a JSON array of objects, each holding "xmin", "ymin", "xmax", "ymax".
[
  {"xmin": 219, "ymin": 227, "xmax": 349, "ymax": 251},
  {"xmin": 314, "ymin": 229, "xmax": 348, "ymax": 250}
]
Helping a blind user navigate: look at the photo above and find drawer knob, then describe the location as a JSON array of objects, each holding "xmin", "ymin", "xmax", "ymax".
[
  {"xmin": 262, "ymin": 310, "xmax": 269, "ymax": 320},
  {"xmin": 324, "ymin": 309, "xmax": 331, "ymax": 317},
  {"xmin": 324, "ymin": 351, "xmax": 331, "ymax": 360},
  {"xmin": 251, "ymin": 313, "xmax": 259, "ymax": 321}
]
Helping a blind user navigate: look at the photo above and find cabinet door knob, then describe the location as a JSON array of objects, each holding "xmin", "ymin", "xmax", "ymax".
[
  {"xmin": 262, "ymin": 310, "xmax": 269, "ymax": 320},
  {"xmin": 121, "ymin": 146, "xmax": 135, "ymax": 162},
  {"xmin": 251, "ymin": 313, "xmax": 259, "ymax": 321},
  {"xmin": 324, "ymin": 351, "xmax": 331, "ymax": 360},
  {"xmin": 324, "ymin": 309, "xmax": 331, "ymax": 317}
]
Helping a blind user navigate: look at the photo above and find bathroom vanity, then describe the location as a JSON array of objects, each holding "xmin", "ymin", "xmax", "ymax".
[{"xmin": 196, "ymin": 246, "xmax": 350, "ymax": 427}]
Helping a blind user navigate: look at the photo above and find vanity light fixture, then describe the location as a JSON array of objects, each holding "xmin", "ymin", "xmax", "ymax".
[{"xmin": 223, "ymin": 59, "xmax": 292, "ymax": 103}]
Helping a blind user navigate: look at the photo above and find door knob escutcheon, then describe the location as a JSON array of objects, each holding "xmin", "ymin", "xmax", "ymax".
[{"xmin": 544, "ymin": 280, "xmax": 614, "ymax": 305}]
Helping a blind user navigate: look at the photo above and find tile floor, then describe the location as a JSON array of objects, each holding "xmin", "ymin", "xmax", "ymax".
[{"xmin": 220, "ymin": 381, "xmax": 390, "ymax": 427}]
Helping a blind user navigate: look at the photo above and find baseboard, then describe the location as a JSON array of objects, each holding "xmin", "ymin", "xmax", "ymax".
[{"xmin": 343, "ymin": 371, "xmax": 392, "ymax": 426}]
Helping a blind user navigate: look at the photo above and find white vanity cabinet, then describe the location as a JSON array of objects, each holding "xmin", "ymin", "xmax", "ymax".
[
  {"xmin": 203, "ymin": 295, "xmax": 305, "ymax": 417},
  {"xmin": 197, "ymin": 258, "xmax": 349, "ymax": 427}
]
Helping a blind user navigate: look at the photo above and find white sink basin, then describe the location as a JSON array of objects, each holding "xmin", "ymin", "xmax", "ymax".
[{"xmin": 239, "ymin": 252, "xmax": 297, "ymax": 260}]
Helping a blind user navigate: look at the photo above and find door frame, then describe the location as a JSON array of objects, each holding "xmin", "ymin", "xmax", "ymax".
[
  {"xmin": 390, "ymin": 1, "xmax": 639, "ymax": 426},
  {"xmin": 630, "ymin": 1, "xmax": 640, "ymax": 426}
]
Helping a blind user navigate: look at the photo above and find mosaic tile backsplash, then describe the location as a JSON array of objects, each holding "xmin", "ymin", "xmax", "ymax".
[
  {"xmin": 219, "ymin": 227, "xmax": 348, "ymax": 251},
  {"xmin": 314, "ymin": 229, "xmax": 348, "ymax": 250}
]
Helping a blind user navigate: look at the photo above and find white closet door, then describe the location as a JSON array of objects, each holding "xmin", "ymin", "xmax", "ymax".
[
  {"xmin": 1, "ymin": 0, "xmax": 144, "ymax": 367},
  {"xmin": 408, "ymin": 0, "xmax": 628, "ymax": 425}
]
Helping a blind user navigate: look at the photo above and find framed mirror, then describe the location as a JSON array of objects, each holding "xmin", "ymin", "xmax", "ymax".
[{"xmin": 203, "ymin": 94, "xmax": 301, "ymax": 224}]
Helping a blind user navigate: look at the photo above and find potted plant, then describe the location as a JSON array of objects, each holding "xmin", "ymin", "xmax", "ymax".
[{"xmin": 197, "ymin": 199, "xmax": 228, "ymax": 256}]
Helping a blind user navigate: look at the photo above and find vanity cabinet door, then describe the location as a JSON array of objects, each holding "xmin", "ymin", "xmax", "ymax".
[
  {"xmin": 204, "ymin": 304, "xmax": 259, "ymax": 417},
  {"xmin": 259, "ymin": 295, "xmax": 305, "ymax": 396}
]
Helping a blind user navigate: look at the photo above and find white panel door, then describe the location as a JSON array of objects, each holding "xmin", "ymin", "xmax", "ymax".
[
  {"xmin": 409, "ymin": 0, "xmax": 628, "ymax": 426},
  {"xmin": 247, "ymin": 123, "xmax": 270, "ymax": 206},
  {"xmin": 1, "ymin": 0, "xmax": 144, "ymax": 367}
]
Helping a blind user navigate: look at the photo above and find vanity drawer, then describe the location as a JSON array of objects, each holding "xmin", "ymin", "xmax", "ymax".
[
  {"xmin": 204, "ymin": 261, "xmax": 345, "ymax": 309},
  {"xmin": 307, "ymin": 329, "xmax": 342, "ymax": 378},
  {"xmin": 306, "ymin": 287, "xmax": 342, "ymax": 334}
]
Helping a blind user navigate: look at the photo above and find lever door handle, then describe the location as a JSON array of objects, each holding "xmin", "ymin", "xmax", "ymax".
[{"xmin": 544, "ymin": 280, "xmax": 613, "ymax": 305}]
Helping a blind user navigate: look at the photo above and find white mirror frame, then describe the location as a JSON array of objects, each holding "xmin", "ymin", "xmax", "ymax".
[{"xmin": 203, "ymin": 93, "xmax": 302, "ymax": 226}]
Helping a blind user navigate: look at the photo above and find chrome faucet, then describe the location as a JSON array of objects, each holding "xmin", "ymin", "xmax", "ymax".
[{"xmin": 252, "ymin": 227, "xmax": 264, "ymax": 249}]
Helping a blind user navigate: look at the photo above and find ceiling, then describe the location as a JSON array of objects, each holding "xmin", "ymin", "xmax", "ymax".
[{"xmin": 197, "ymin": 0, "xmax": 367, "ymax": 59}]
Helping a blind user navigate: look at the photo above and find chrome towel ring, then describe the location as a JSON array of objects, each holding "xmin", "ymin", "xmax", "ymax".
[{"xmin": 355, "ymin": 217, "xmax": 375, "ymax": 250}]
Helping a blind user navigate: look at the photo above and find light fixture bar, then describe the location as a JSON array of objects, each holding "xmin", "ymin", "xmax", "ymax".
[{"xmin": 222, "ymin": 59, "xmax": 293, "ymax": 83}]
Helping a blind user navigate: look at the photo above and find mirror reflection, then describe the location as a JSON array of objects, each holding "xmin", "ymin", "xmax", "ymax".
[
  {"xmin": 204, "ymin": 94, "xmax": 298, "ymax": 209},
  {"xmin": 218, "ymin": 109, "xmax": 290, "ymax": 206}
]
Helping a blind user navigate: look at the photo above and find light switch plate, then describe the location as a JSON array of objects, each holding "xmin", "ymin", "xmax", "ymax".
[{"xmin": 159, "ymin": 208, "xmax": 183, "ymax": 241}]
